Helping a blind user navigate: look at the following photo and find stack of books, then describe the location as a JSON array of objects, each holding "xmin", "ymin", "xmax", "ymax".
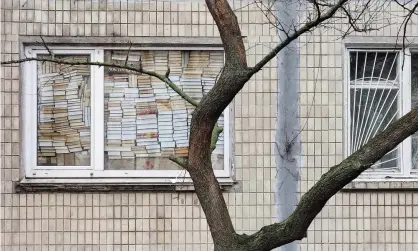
[
  {"xmin": 136, "ymin": 108, "xmax": 160, "ymax": 156},
  {"xmin": 181, "ymin": 51, "xmax": 210, "ymax": 106},
  {"xmin": 157, "ymin": 110, "xmax": 174, "ymax": 156},
  {"xmin": 173, "ymin": 109, "xmax": 189, "ymax": 156},
  {"xmin": 154, "ymin": 51, "xmax": 169, "ymax": 75},
  {"xmin": 137, "ymin": 75, "xmax": 154, "ymax": 100},
  {"xmin": 180, "ymin": 76, "xmax": 203, "ymax": 102},
  {"xmin": 37, "ymin": 61, "xmax": 91, "ymax": 165},
  {"xmin": 168, "ymin": 51, "xmax": 183, "ymax": 76},
  {"xmin": 168, "ymin": 76, "xmax": 187, "ymax": 110},
  {"xmin": 141, "ymin": 51, "xmax": 155, "ymax": 72},
  {"xmin": 151, "ymin": 78, "xmax": 170, "ymax": 101},
  {"xmin": 129, "ymin": 74, "xmax": 138, "ymax": 88},
  {"xmin": 104, "ymin": 77, "xmax": 124, "ymax": 159}
]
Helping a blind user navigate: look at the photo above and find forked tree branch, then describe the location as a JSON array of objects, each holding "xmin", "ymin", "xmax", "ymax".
[
  {"xmin": 3, "ymin": 1, "xmax": 418, "ymax": 250},
  {"xmin": 240, "ymin": 107, "xmax": 418, "ymax": 250},
  {"xmin": 183, "ymin": 0, "xmax": 354, "ymax": 249},
  {"xmin": 179, "ymin": 1, "xmax": 252, "ymax": 249},
  {"xmin": 189, "ymin": 0, "xmax": 418, "ymax": 250},
  {"xmin": 248, "ymin": 0, "xmax": 349, "ymax": 75},
  {"xmin": 393, "ymin": 0, "xmax": 418, "ymax": 15}
]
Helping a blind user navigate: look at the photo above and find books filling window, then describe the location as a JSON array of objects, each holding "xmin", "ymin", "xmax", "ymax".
[
  {"xmin": 103, "ymin": 50, "xmax": 225, "ymax": 170},
  {"xmin": 23, "ymin": 47, "xmax": 230, "ymax": 180},
  {"xmin": 37, "ymin": 55, "xmax": 91, "ymax": 166},
  {"xmin": 346, "ymin": 49, "xmax": 417, "ymax": 177}
]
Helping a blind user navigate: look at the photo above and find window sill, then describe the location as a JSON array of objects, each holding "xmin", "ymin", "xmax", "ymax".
[
  {"xmin": 15, "ymin": 178, "xmax": 236, "ymax": 193},
  {"xmin": 342, "ymin": 178, "xmax": 418, "ymax": 191}
]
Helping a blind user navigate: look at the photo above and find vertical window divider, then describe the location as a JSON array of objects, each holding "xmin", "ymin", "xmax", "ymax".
[
  {"xmin": 402, "ymin": 48, "xmax": 412, "ymax": 176},
  {"xmin": 92, "ymin": 49, "xmax": 105, "ymax": 173},
  {"xmin": 344, "ymin": 49, "xmax": 351, "ymax": 158},
  {"xmin": 23, "ymin": 47, "xmax": 38, "ymax": 176}
]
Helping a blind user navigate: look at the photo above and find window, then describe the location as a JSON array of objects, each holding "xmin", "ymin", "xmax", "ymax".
[
  {"xmin": 22, "ymin": 46, "xmax": 232, "ymax": 184},
  {"xmin": 345, "ymin": 48, "xmax": 418, "ymax": 179}
]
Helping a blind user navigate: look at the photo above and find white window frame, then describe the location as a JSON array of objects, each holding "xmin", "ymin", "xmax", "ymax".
[
  {"xmin": 344, "ymin": 47, "xmax": 418, "ymax": 180},
  {"xmin": 21, "ymin": 45, "xmax": 233, "ymax": 184}
]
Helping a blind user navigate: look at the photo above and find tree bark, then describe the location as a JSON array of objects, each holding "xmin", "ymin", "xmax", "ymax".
[
  {"xmin": 186, "ymin": 0, "xmax": 361, "ymax": 250},
  {"xmin": 182, "ymin": 1, "xmax": 251, "ymax": 250},
  {"xmin": 238, "ymin": 107, "xmax": 418, "ymax": 251}
]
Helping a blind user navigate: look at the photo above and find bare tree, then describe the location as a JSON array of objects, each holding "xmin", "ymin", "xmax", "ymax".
[{"xmin": 2, "ymin": 0, "xmax": 418, "ymax": 250}]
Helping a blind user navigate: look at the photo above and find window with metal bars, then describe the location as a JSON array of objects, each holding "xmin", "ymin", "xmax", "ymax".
[{"xmin": 345, "ymin": 49, "xmax": 418, "ymax": 178}]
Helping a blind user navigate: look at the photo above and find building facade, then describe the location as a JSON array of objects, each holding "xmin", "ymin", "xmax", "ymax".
[{"xmin": 1, "ymin": 0, "xmax": 417, "ymax": 250}]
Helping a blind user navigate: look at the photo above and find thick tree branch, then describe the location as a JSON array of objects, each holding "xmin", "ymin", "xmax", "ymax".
[
  {"xmin": 249, "ymin": 0, "xmax": 349, "ymax": 75},
  {"xmin": 178, "ymin": 1, "xmax": 252, "ymax": 249},
  {"xmin": 205, "ymin": 0, "xmax": 247, "ymax": 69},
  {"xmin": 240, "ymin": 107, "xmax": 418, "ymax": 251},
  {"xmin": 184, "ymin": 0, "xmax": 351, "ymax": 249}
]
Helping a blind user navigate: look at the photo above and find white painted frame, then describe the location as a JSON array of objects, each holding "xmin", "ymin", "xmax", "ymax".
[
  {"xmin": 343, "ymin": 47, "xmax": 418, "ymax": 180},
  {"xmin": 22, "ymin": 46, "xmax": 233, "ymax": 183}
]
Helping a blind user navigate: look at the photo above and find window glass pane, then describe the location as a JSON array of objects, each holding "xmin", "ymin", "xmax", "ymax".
[
  {"xmin": 103, "ymin": 50, "xmax": 225, "ymax": 170},
  {"xmin": 349, "ymin": 50, "xmax": 402, "ymax": 171},
  {"xmin": 350, "ymin": 51, "xmax": 398, "ymax": 82},
  {"xmin": 350, "ymin": 88, "xmax": 399, "ymax": 170},
  {"xmin": 411, "ymin": 53, "xmax": 418, "ymax": 169},
  {"xmin": 37, "ymin": 55, "xmax": 91, "ymax": 166}
]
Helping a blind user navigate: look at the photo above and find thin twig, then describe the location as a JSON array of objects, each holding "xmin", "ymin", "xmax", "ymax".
[
  {"xmin": 165, "ymin": 67, "xmax": 171, "ymax": 78},
  {"xmin": 249, "ymin": 0, "xmax": 350, "ymax": 75},
  {"xmin": 124, "ymin": 42, "xmax": 132, "ymax": 66},
  {"xmin": 1, "ymin": 57, "xmax": 199, "ymax": 107},
  {"xmin": 401, "ymin": 1, "xmax": 418, "ymax": 68},
  {"xmin": 40, "ymin": 36, "xmax": 54, "ymax": 59},
  {"xmin": 210, "ymin": 124, "xmax": 224, "ymax": 153},
  {"xmin": 169, "ymin": 155, "xmax": 188, "ymax": 169}
]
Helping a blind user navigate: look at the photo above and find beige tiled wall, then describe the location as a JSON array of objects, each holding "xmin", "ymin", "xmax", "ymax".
[{"xmin": 1, "ymin": 0, "xmax": 417, "ymax": 250}]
